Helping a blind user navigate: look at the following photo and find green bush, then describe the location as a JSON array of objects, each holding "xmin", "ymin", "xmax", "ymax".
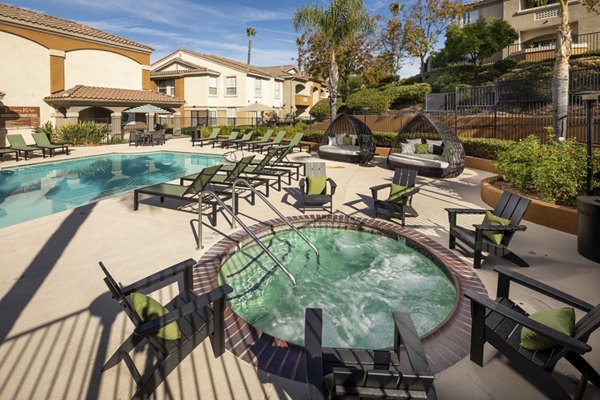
[
  {"xmin": 495, "ymin": 135, "xmax": 597, "ymax": 206},
  {"xmin": 310, "ymin": 99, "xmax": 333, "ymax": 121},
  {"xmin": 54, "ymin": 122, "xmax": 108, "ymax": 145},
  {"xmin": 373, "ymin": 132, "xmax": 398, "ymax": 147},
  {"xmin": 345, "ymin": 89, "xmax": 390, "ymax": 114},
  {"xmin": 460, "ymin": 137, "xmax": 514, "ymax": 160},
  {"xmin": 384, "ymin": 83, "xmax": 432, "ymax": 108}
]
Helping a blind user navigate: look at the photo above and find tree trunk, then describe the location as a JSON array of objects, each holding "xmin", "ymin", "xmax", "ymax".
[
  {"xmin": 329, "ymin": 50, "xmax": 339, "ymax": 119},
  {"xmin": 552, "ymin": 1, "xmax": 571, "ymax": 140},
  {"xmin": 247, "ymin": 38, "xmax": 252, "ymax": 65}
]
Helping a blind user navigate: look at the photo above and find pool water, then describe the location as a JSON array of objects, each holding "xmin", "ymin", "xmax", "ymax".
[
  {"xmin": 0, "ymin": 152, "xmax": 223, "ymax": 228},
  {"xmin": 219, "ymin": 228, "xmax": 456, "ymax": 349}
]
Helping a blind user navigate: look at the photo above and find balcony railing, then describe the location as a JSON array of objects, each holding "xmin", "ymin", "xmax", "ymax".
[{"xmin": 503, "ymin": 31, "xmax": 600, "ymax": 63}]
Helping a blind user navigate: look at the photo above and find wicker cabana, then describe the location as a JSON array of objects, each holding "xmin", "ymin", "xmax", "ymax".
[
  {"xmin": 318, "ymin": 114, "xmax": 376, "ymax": 163},
  {"xmin": 387, "ymin": 113, "xmax": 465, "ymax": 178}
]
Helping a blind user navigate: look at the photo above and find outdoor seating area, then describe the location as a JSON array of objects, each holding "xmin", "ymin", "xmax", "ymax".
[{"xmin": 318, "ymin": 114, "xmax": 376, "ymax": 164}]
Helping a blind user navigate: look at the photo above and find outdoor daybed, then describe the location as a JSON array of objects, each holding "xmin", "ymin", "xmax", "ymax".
[
  {"xmin": 318, "ymin": 114, "xmax": 376, "ymax": 163},
  {"xmin": 387, "ymin": 113, "xmax": 465, "ymax": 178}
]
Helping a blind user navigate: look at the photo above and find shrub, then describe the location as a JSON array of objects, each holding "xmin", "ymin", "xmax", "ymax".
[
  {"xmin": 492, "ymin": 58, "xmax": 518, "ymax": 74},
  {"xmin": 373, "ymin": 132, "xmax": 397, "ymax": 147},
  {"xmin": 345, "ymin": 89, "xmax": 390, "ymax": 114},
  {"xmin": 384, "ymin": 83, "xmax": 432, "ymax": 108},
  {"xmin": 460, "ymin": 137, "xmax": 514, "ymax": 160},
  {"xmin": 310, "ymin": 99, "xmax": 333, "ymax": 121},
  {"xmin": 54, "ymin": 122, "xmax": 108, "ymax": 145},
  {"xmin": 33, "ymin": 121, "xmax": 55, "ymax": 138}
]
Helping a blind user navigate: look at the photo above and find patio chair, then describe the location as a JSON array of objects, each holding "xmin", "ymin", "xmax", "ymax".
[
  {"xmin": 128, "ymin": 130, "xmax": 142, "ymax": 147},
  {"xmin": 32, "ymin": 132, "xmax": 69, "ymax": 156},
  {"xmin": 241, "ymin": 129, "xmax": 273, "ymax": 150},
  {"xmin": 464, "ymin": 266, "xmax": 600, "ymax": 400},
  {"xmin": 225, "ymin": 129, "xmax": 253, "ymax": 149},
  {"xmin": 445, "ymin": 190, "xmax": 531, "ymax": 269},
  {"xmin": 251, "ymin": 146, "xmax": 305, "ymax": 180},
  {"xmin": 213, "ymin": 129, "xmax": 240, "ymax": 148},
  {"xmin": 99, "ymin": 259, "xmax": 233, "ymax": 400},
  {"xmin": 134, "ymin": 164, "xmax": 230, "ymax": 225},
  {"xmin": 192, "ymin": 127, "xmax": 220, "ymax": 147},
  {"xmin": 7, "ymin": 134, "xmax": 45, "ymax": 160},
  {"xmin": 219, "ymin": 148, "xmax": 291, "ymax": 191},
  {"xmin": 252, "ymin": 130, "xmax": 286, "ymax": 153},
  {"xmin": 370, "ymin": 168, "xmax": 420, "ymax": 226},
  {"xmin": 299, "ymin": 162, "xmax": 336, "ymax": 213},
  {"xmin": 270, "ymin": 131, "xmax": 304, "ymax": 152},
  {"xmin": 0, "ymin": 147, "xmax": 19, "ymax": 162},
  {"xmin": 150, "ymin": 130, "xmax": 165, "ymax": 146},
  {"xmin": 305, "ymin": 308, "xmax": 437, "ymax": 400}
]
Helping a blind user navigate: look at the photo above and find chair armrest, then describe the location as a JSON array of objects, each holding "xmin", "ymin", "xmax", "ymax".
[
  {"xmin": 122, "ymin": 258, "xmax": 196, "ymax": 294},
  {"xmin": 135, "ymin": 284, "xmax": 233, "ymax": 337},
  {"xmin": 464, "ymin": 291, "xmax": 591, "ymax": 354},
  {"xmin": 327, "ymin": 178, "xmax": 337, "ymax": 195},
  {"xmin": 393, "ymin": 312, "xmax": 433, "ymax": 375},
  {"xmin": 369, "ymin": 183, "xmax": 391, "ymax": 200},
  {"xmin": 299, "ymin": 177, "xmax": 306, "ymax": 192},
  {"xmin": 493, "ymin": 267, "xmax": 594, "ymax": 311},
  {"xmin": 305, "ymin": 308, "xmax": 326, "ymax": 400},
  {"xmin": 473, "ymin": 224, "xmax": 527, "ymax": 233},
  {"xmin": 445, "ymin": 208, "xmax": 489, "ymax": 215}
]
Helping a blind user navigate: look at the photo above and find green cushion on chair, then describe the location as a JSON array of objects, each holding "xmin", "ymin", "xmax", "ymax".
[
  {"xmin": 414, "ymin": 143, "xmax": 428, "ymax": 154},
  {"xmin": 342, "ymin": 135, "xmax": 353, "ymax": 146},
  {"xmin": 388, "ymin": 183, "xmax": 412, "ymax": 206},
  {"xmin": 323, "ymin": 373, "xmax": 333, "ymax": 400},
  {"xmin": 307, "ymin": 176, "xmax": 327, "ymax": 195},
  {"xmin": 131, "ymin": 292, "xmax": 181, "ymax": 341},
  {"xmin": 520, "ymin": 307, "xmax": 575, "ymax": 350},
  {"xmin": 481, "ymin": 211, "xmax": 510, "ymax": 245}
]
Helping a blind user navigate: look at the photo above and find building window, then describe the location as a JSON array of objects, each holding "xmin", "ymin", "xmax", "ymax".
[
  {"xmin": 208, "ymin": 77, "xmax": 217, "ymax": 95},
  {"xmin": 158, "ymin": 79, "xmax": 175, "ymax": 96},
  {"xmin": 208, "ymin": 109, "xmax": 217, "ymax": 126},
  {"xmin": 255, "ymin": 78, "xmax": 262, "ymax": 97},
  {"xmin": 522, "ymin": 0, "xmax": 558, "ymax": 10},
  {"xmin": 226, "ymin": 107, "xmax": 236, "ymax": 125},
  {"xmin": 226, "ymin": 76, "xmax": 237, "ymax": 95},
  {"xmin": 462, "ymin": 9, "xmax": 479, "ymax": 25},
  {"xmin": 191, "ymin": 110, "xmax": 202, "ymax": 127},
  {"xmin": 274, "ymin": 82, "xmax": 281, "ymax": 99}
]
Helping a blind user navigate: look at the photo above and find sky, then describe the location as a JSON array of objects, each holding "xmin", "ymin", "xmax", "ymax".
[{"xmin": 9, "ymin": 0, "xmax": 420, "ymax": 77}]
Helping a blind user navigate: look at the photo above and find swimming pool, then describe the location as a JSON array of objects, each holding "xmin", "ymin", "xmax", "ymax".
[{"xmin": 0, "ymin": 152, "xmax": 223, "ymax": 228}]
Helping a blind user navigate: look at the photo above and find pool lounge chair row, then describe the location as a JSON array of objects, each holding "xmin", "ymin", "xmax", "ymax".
[
  {"xmin": 2, "ymin": 133, "xmax": 69, "ymax": 161},
  {"xmin": 190, "ymin": 128, "xmax": 309, "ymax": 153}
]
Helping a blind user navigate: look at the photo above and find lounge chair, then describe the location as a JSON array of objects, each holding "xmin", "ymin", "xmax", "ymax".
[
  {"xmin": 99, "ymin": 259, "xmax": 232, "ymax": 400},
  {"xmin": 250, "ymin": 146, "xmax": 305, "ymax": 180},
  {"xmin": 219, "ymin": 148, "xmax": 291, "ymax": 191},
  {"xmin": 0, "ymin": 147, "xmax": 19, "ymax": 162},
  {"xmin": 241, "ymin": 129, "xmax": 273, "ymax": 151},
  {"xmin": 305, "ymin": 308, "xmax": 437, "ymax": 400},
  {"xmin": 445, "ymin": 190, "xmax": 530, "ymax": 269},
  {"xmin": 299, "ymin": 162, "xmax": 336, "ymax": 213},
  {"xmin": 252, "ymin": 130, "xmax": 286, "ymax": 153},
  {"xmin": 225, "ymin": 129, "xmax": 253, "ymax": 149},
  {"xmin": 370, "ymin": 168, "xmax": 420, "ymax": 226},
  {"xmin": 192, "ymin": 127, "xmax": 220, "ymax": 147},
  {"xmin": 465, "ymin": 266, "xmax": 600, "ymax": 400},
  {"xmin": 32, "ymin": 132, "xmax": 69, "ymax": 156},
  {"xmin": 270, "ymin": 132, "xmax": 304, "ymax": 152},
  {"xmin": 7, "ymin": 134, "xmax": 45, "ymax": 160},
  {"xmin": 213, "ymin": 129, "xmax": 240, "ymax": 148},
  {"xmin": 134, "ymin": 164, "xmax": 229, "ymax": 225}
]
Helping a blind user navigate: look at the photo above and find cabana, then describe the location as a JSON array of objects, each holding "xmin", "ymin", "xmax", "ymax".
[
  {"xmin": 387, "ymin": 113, "xmax": 464, "ymax": 178},
  {"xmin": 318, "ymin": 114, "xmax": 376, "ymax": 163}
]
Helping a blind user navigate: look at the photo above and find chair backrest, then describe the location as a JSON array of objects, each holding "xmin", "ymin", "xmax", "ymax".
[
  {"xmin": 98, "ymin": 262, "xmax": 142, "ymax": 327},
  {"xmin": 331, "ymin": 368, "xmax": 434, "ymax": 398},
  {"xmin": 272, "ymin": 146, "xmax": 293, "ymax": 165},
  {"xmin": 271, "ymin": 131, "xmax": 286, "ymax": 144},
  {"xmin": 227, "ymin": 130, "xmax": 240, "ymax": 140},
  {"xmin": 7, "ymin": 134, "xmax": 27, "ymax": 148},
  {"xmin": 32, "ymin": 132, "xmax": 51, "ymax": 146},
  {"xmin": 287, "ymin": 132, "xmax": 304, "ymax": 146},
  {"xmin": 209, "ymin": 127, "xmax": 221, "ymax": 138},
  {"xmin": 260, "ymin": 130, "xmax": 274, "ymax": 141},
  {"xmin": 254, "ymin": 149, "xmax": 278, "ymax": 170},
  {"xmin": 184, "ymin": 164, "xmax": 223, "ymax": 195},
  {"xmin": 493, "ymin": 191, "xmax": 531, "ymax": 245},
  {"xmin": 224, "ymin": 155, "xmax": 255, "ymax": 182},
  {"xmin": 240, "ymin": 131, "xmax": 253, "ymax": 141},
  {"xmin": 306, "ymin": 162, "xmax": 326, "ymax": 177}
]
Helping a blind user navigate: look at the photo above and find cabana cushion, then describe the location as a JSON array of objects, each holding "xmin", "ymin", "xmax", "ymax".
[
  {"xmin": 388, "ymin": 152, "xmax": 449, "ymax": 169},
  {"xmin": 319, "ymin": 145, "xmax": 360, "ymax": 156},
  {"xmin": 319, "ymin": 114, "xmax": 376, "ymax": 164},
  {"xmin": 415, "ymin": 143, "xmax": 428, "ymax": 154},
  {"xmin": 520, "ymin": 307, "xmax": 575, "ymax": 350}
]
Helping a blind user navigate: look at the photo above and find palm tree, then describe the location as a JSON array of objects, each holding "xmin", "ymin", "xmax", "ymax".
[
  {"xmin": 246, "ymin": 27, "xmax": 256, "ymax": 65},
  {"xmin": 293, "ymin": 0, "xmax": 373, "ymax": 119}
]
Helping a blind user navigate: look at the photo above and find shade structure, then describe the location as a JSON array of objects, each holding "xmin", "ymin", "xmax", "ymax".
[
  {"xmin": 125, "ymin": 104, "xmax": 172, "ymax": 114},
  {"xmin": 318, "ymin": 114, "xmax": 376, "ymax": 163},
  {"xmin": 238, "ymin": 102, "xmax": 274, "ymax": 112}
]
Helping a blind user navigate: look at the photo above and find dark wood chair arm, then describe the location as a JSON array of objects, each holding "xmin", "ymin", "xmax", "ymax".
[
  {"xmin": 493, "ymin": 267, "xmax": 594, "ymax": 311},
  {"xmin": 393, "ymin": 312, "xmax": 432, "ymax": 375},
  {"xmin": 464, "ymin": 291, "xmax": 591, "ymax": 354},
  {"xmin": 135, "ymin": 284, "xmax": 233, "ymax": 337},
  {"xmin": 327, "ymin": 178, "xmax": 337, "ymax": 195},
  {"xmin": 369, "ymin": 183, "xmax": 392, "ymax": 200},
  {"xmin": 473, "ymin": 224, "xmax": 527, "ymax": 232},
  {"xmin": 305, "ymin": 308, "xmax": 326, "ymax": 400},
  {"xmin": 299, "ymin": 177, "xmax": 306, "ymax": 191},
  {"xmin": 445, "ymin": 208, "xmax": 489, "ymax": 215},
  {"xmin": 122, "ymin": 258, "xmax": 196, "ymax": 294}
]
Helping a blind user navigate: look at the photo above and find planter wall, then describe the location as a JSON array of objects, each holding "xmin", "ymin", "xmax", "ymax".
[
  {"xmin": 481, "ymin": 176, "xmax": 577, "ymax": 235},
  {"xmin": 465, "ymin": 156, "xmax": 497, "ymax": 173}
]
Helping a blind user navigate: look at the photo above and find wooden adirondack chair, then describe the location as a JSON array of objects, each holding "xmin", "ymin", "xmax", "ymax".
[
  {"xmin": 465, "ymin": 266, "xmax": 600, "ymax": 400},
  {"xmin": 99, "ymin": 259, "xmax": 232, "ymax": 400},
  {"xmin": 370, "ymin": 168, "xmax": 420, "ymax": 226},
  {"xmin": 299, "ymin": 162, "xmax": 336, "ymax": 213},
  {"xmin": 305, "ymin": 308, "xmax": 437, "ymax": 400},
  {"xmin": 445, "ymin": 190, "xmax": 531, "ymax": 269}
]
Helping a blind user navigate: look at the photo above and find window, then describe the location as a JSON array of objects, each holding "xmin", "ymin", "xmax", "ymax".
[
  {"xmin": 254, "ymin": 78, "xmax": 262, "ymax": 97},
  {"xmin": 208, "ymin": 77, "xmax": 217, "ymax": 95},
  {"xmin": 462, "ymin": 9, "xmax": 479, "ymax": 25},
  {"xmin": 208, "ymin": 109, "xmax": 217, "ymax": 126},
  {"xmin": 226, "ymin": 107, "xmax": 236, "ymax": 125},
  {"xmin": 274, "ymin": 82, "xmax": 281, "ymax": 99},
  {"xmin": 158, "ymin": 79, "xmax": 175, "ymax": 96},
  {"xmin": 226, "ymin": 76, "xmax": 237, "ymax": 95}
]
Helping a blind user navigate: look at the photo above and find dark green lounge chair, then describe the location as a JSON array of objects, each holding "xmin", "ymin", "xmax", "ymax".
[
  {"xmin": 252, "ymin": 130, "xmax": 286, "ymax": 153},
  {"xmin": 219, "ymin": 148, "xmax": 291, "ymax": 190},
  {"xmin": 0, "ymin": 148, "xmax": 19, "ymax": 161},
  {"xmin": 251, "ymin": 146, "xmax": 305, "ymax": 180},
  {"xmin": 270, "ymin": 132, "xmax": 304, "ymax": 152},
  {"xmin": 192, "ymin": 127, "xmax": 220, "ymax": 147},
  {"xmin": 225, "ymin": 129, "xmax": 253, "ymax": 149},
  {"xmin": 213, "ymin": 130, "xmax": 240, "ymax": 148},
  {"xmin": 7, "ymin": 134, "xmax": 45, "ymax": 160},
  {"xmin": 242, "ymin": 129, "xmax": 273, "ymax": 151},
  {"xmin": 32, "ymin": 132, "xmax": 69, "ymax": 156}
]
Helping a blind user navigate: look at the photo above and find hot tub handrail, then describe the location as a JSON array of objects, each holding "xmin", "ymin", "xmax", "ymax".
[
  {"xmin": 231, "ymin": 178, "xmax": 320, "ymax": 259},
  {"xmin": 197, "ymin": 187, "xmax": 297, "ymax": 286}
]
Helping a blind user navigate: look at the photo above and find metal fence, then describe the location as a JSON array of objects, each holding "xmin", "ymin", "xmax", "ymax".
[{"xmin": 503, "ymin": 31, "xmax": 600, "ymax": 63}]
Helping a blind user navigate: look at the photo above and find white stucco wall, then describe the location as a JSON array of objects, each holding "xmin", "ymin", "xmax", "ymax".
[
  {"xmin": 0, "ymin": 31, "xmax": 53, "ymax": 135},
  {"xmin": 65, "ymin": 50, "xmax": 141, "ymax": 90},
  {"xmin": 183, "ymin": 76, "xmax": 208, "ymax": 107}
]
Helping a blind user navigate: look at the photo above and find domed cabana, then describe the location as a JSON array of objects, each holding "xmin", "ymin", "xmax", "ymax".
[
  {"xmin": 387, "ymin": 113, "xmax": 465, "ymax": 178},
  {"xmin": 318, "ymin": 114, "xmax": 376, "ymax": 163}
]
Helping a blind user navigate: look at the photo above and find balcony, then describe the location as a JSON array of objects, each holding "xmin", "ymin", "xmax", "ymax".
[{"xmin": 295, "ymin": 95, "xmax": 311, "ymax": 107}]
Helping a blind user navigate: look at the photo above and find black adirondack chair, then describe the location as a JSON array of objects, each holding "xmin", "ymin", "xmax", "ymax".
[
  {"xmin": 445, "ymin": 190, "xmax": 530, "ymax": 269},
  {"xmin": 299, "ymin": 162, "xmax": 336, "ymax": 213},
  {"xmin": 465, "ymin": 266, "xmax": 600, "ymax": 400},
  {"xmin": 370, "ymin": 168, "xmax": 420, "ymax": 226},
  {"xmin": 305, "ymin": 308, "xmax": 437, "ymax": 400},
  {"xmin": 99, "ymin": 259, "xmax": 233, "ymax": 400}
]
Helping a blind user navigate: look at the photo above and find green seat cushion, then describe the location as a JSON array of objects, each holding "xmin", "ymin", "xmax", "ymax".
[
  {"xmin": 520, "ymin": 307, "xmax": 575, "ymax": 350},
  {"xmin": 140, "ymin": 183, "xmax": 187, "ymax": 197},
  {"xmin": 323, "ymin": 373, "xmax": 333, "ymax": 400},
  {"xmin": 131, "ymin": 292, "xmax": 181, "ymax": 341},
  {"xmin": 414, "ymin": 143, "xmax": 429, "ymax": 154},
  {"xmin": 307, "ymin": 175, "xmax": 327, "ymax": 195},
  {"xmin": 481, "ymin": 211, "xmax": 511, "ymax": 245},
  {"xmin": 388, "ymin": 183, "xmax": 412, "ymax": 206},
  {"xmin": 342, "ymin": 135, "xmax": 353, "ymax": 146}
]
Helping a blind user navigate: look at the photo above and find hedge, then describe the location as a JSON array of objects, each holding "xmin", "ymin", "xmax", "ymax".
[
  {"xmin": 384, "ymin": 83, "xmax": 432, "ymax": 108},
  {"xmin": 345, "ymin": 89, "xmax": 391, "ymax": 114},
  {"xmin": 460, "ymin": 137, "xmax": 514, "ymax": 160}
]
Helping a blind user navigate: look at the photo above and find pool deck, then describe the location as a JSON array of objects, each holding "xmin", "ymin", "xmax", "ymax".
[{"xmin": 0, "ymin": 138, "xmax": 598, "ymax": 400}]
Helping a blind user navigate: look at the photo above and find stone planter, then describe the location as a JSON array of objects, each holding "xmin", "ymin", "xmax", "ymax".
[
  {"xmin": 465, "ymin": 156, "xmax": 497, "ymax": 173},
  {"xmin": 481, "ymin": 176, "xmax": 577, "ymax": 234}
]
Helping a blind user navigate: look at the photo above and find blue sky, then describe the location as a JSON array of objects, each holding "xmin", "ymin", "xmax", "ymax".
[{"xmin": 10, "ymin": 0, "xmax": 420, "ymax": 77}]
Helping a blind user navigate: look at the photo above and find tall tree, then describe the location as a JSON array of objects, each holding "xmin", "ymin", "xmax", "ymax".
[
  {"xmin": 402, "ymin": 0, "xmax": 467, "ymax": 82},
  {"xmin": 295, "ymin": 33, "xmax": 306, "ymax": 71},
  {"xmin": 246, "ymin": 27, "xmax": 256, "ymax": 65},
  {"xmin": 380, "ymin": 2, "xmax": 404, "ymax": 74},
  {"xmin": 293, "ymin": 0, "xmax": 374, "ymax": 119},
  {"xmin": 553, "ymin": 0, "xmax": 599, "ymax": 139}
]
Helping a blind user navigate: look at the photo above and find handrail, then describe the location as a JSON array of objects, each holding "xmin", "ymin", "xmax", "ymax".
[
  {"xmin": 232, "ymin": 178, "xmax": 320, "ymax": 259},
  {"xmin": 197, "ymin": 188, "xmax": 297, "ymax": 286}
]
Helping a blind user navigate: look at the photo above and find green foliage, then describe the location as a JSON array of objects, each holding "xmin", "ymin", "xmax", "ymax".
[
  {"xmin": 109, "ymin": 136, "xmax": 125, "ymax": 145},
  {"xmin": 373, "ymin": 131, "xmax": 397, "ymax": 147},
  {"xmin": 345, "ymin": 88, "xmax": 391, "ymax": 114},
  {"xmin": 33, "ymin": 121, "xmax": 55, "ymax": 137},
  {"xmin": 460, "ymin": 137, "xmax": 514, "ymax": 160},
  {"xmin": 384, "ymin": 83, "xmax": 432, "ymax": 108},
  {"xmin": 492, "ymin": 58, "xmax": 518, "ymax": 74},
  {"xmin": 495, "ymin": 135, "xmax": 597, "ymax": 206},
  {"xmin": 309, "ymin": 99, "xmax": 333, "ymax": 121},
  {"xmin": 54, "ymin": 122, "xmax": 108, "ymax": 145}
]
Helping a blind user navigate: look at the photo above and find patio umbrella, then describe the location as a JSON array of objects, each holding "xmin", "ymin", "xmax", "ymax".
[
  {"xmin": 125, "ymin": 104, "xmax": 172, "ymax": 114},
  {"xmin": 238, "ymin": 102, "xmax": 274, "ymax": 112}
]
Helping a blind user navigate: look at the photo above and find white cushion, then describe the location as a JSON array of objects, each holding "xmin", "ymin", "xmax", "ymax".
[
  {"xmin": 401, "ymin": 143, "xmax": 415, "ymax": 153},
  {"xmin": 388, "ymin": 153, "xmax": 449, "ymax": 169},
  {"xmin": 426, "ymin": 139, "xmax": 443, "ymax": 153},
  {"xmin": 319, "ymin": 145, "xmax": 360, "ymax": 156},
  {"xmin": 328, "ymin": 136, "xmax": 335, "ymax": 146},
  {"xmin": 335, "ymin": 133, "xmax": 346, "ymax": 146},
  {"xmin": 406, "ymin": 138, "xmax": 422, "ymax": 145},
  {"xmin": 349, "ymin": 134, "xmax": 358, "ymax": 146}
]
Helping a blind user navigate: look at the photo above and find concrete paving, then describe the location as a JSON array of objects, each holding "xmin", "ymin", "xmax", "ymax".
[{"xmin": 0, "ymin": 137, "xmax": 598, "ymax": 400}]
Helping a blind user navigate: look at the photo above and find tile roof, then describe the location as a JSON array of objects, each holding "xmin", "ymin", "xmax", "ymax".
[
  {"xmin": 150, "ymin": 57, "xmax": 219, "ymax": 78},
  {"xmin": 44, "ymin": 85, "xmax": 183, "ymax": 105},
  {"xmin": 0, "ymin": 3, "xmax": 153, "ymax": 52},
  {"xmin": 161, "ymin": 49, "xmax": 273, "ymax": 78}
]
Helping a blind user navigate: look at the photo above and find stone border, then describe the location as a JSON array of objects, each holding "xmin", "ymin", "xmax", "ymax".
[
  {"xmin": 465, "ymin": 156, "xmax": 497, "ymax": 173},
  {"xmin": 481, "ymin": 176, "xmax": 577, "ymax": 234},
  {"xmin": 193, "ymin": 214, "xmax": 487, "ymax": 382}
]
